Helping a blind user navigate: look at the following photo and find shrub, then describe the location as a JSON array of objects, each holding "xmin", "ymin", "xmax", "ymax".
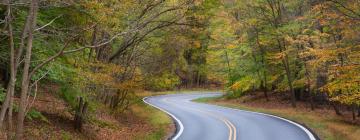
[
  {"xmin": 145, "ymin": 72, "xmax": 180, "ymax": 91},
  {"xmin": 59, "ymin": 85, "xmax": 85, "ymax": 109}
]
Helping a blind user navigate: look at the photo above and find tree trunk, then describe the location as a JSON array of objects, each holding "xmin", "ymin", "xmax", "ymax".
[
  {"xmin": 15, "ymin": 0, "xmax": 38, "ymax": 139},
  {"xmin": 0, "ymin": 0, "xmax": 15, "ymax": 130},
  {"xmin": 7, "ymin": 87, "xmax": 14, "ymax": 138},
  {"xmin": 89, "ymin": 25, "xmax": 98, "ymax": 62},
  {"xmin": 224, "ymin": 50, "xmax": 232, "ymax": 85},
  {"xmin": 265, "ymin": 1, "xmax": 296, "ymax": 107},
  {"xmin": 0, "ymin": 85, "xmax": 11, "ymax": 128},
  {"xmin": 331, "ymin": 102, "xmax": 342, "ymax": 116},
  {"xmin": 275, "ymin": 38, "xmax": 296, "ymax": 107},
  {"xmin": 304, "ymin": 61, "xmax": 315, "ymax": 110},
  {"xmin": 256, "ymin": 31, "xmax": 269, "ymax": 101},
  {"xmin": 6, "ymin": 1, "xmax": 15, "ymax": 136},
  {"xmin": 352, "ymin": 105, "xmax": 356, "ymax": 120},
  {"xmin": 309, "ymin": 90, "xmax": 315, "ymax": 111},
  {"xmin": 197, "ymin": 71, "xmax": 201, "ymax": 87},
  {"xmin": 118, "ymin": 90, "xmax": 128, "ymax": 108},
  {"xmin": 286, "ymin": 70, "xmax": 296, "ymax": 108},
  {"xmin": 261, "ymin": 50, "xmax": 269, "ymax": 101},
  {"xmin": 74, "ymin": 97, "xmax": 88, "ymax": 131},
  {"xmin": 0, "ymin": 0, "xmax": 33, "ymax": 127},
  {"xmin": 282, "ymin": 50, "xmax": 296, "ymax": 108}
]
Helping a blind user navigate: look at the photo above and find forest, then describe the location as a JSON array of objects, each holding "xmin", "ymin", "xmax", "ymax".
[{"xmin": 0, "ymin": 0, "xmax": 359, "ymax": 139}]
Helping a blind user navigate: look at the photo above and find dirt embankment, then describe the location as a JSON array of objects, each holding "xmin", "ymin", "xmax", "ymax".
[{"xmin": 1, "ymin": 85, "xmax": 172, "ymax": 140}]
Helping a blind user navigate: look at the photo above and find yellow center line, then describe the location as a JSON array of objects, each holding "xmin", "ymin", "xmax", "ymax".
[
  {"xmin": 224, "ymin": 119, "xmax": 237, "ymax": 140},
  {"xmin": 195, "ymin": 109, "xmax": 233, "ymax": 140},
  {"xmin": 163, "ymin": 98, "xmax": 237, "ymax": 140},
  {"xmin": 220, "ymin": 116, "xmax": 233, "ymax": 140}
]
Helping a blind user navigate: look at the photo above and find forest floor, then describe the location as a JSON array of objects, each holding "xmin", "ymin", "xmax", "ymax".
[
  {"xmin": 10, "ymin": 86, "xmax": 219, "ymax": 140},
  {"xmin": 195, "ymin": 92, "xmax": 360, "ymax": 140},
  {"xmin": 8, "ymin": 85, "xmax": 174, "ymax": 140}
]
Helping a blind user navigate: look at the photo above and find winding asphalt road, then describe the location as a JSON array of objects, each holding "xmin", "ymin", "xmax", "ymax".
[{"xmin": 143, "ymin": 92, "xmax": 318, "ymax": 140}]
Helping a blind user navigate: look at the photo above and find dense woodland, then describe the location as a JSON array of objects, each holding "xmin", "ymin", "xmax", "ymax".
[{"xmin": 0, "ymin": 0, "xmax": 359, "ymax": 139}]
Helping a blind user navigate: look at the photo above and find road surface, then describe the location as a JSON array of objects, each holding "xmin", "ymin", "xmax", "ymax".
[{"xmin": 143, "ymin": 92, "xmax": 318, "ymax": 140}]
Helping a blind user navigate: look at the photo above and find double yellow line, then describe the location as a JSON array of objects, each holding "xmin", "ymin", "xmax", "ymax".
[
  {"xmin": 224, "ymin": 118, "xmax": 237, "ymax": 140},
  {"xmin": 194, "ymin": 108, "xmax": 237, "ymax": 140},
  {"xmin": 163, "ymin": 98, "xmax": 237, "ymax": 140}
]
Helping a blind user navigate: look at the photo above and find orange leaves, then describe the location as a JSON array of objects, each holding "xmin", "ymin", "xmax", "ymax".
[
  {"xmin": 81, "ymin": 62, "xmax": 142, "ymax": 91},
  {"xmin": 272, "ymin": 52, "xmax": 286, "ymax": 60},
  {"xmin": 226, "ymin": 44, "xmax": 236, "ymax": 49},
  {"xmin": 230, "ymin": 81, "xmax": 241, "ymax": 91},
  {"xmin": 323, "ymin": 61, "xmax": 360, "ymax": 105}
]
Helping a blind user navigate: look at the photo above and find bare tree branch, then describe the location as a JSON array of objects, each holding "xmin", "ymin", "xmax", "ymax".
[
  {"xmin": 35, "ymin": 14, "xmax": 63, "ymax": 31},
  {"xmin": 328, "ymin": 0, "xmax": 360, "ymax": 19}
]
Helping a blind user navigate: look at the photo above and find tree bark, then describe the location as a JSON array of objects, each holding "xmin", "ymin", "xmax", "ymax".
[
  {"xmin": 331, "ymin": 102, "xmax": 342, "ymax": 116},
  {"xmin": 264, "ymin": 0, "xmax": 296, "ymax": 107},
  {"xmin": 224, "ymin": 50, "xmax": 232, "ymax": 85},
  {"xmin": 74, "ymin": 97, "xmax": 88, "ymax": 131},
  {"xmin": 261, "ymin": 56, "xmax": 269, "ymax": 101},
  {"xmin": 89, "ymin": 25, "xmax": 98, "ymax": 62},
  {"xmin": 197, "ymin": 71, "xmax": 201, "ymax": 87},
  {"xmin": 6, "ymin": 1, "xmax": 15, "ymax": 135},
  {"xmin": 277, "ymin": 39, "xmax": 296, "ymax": 108},
  {"xmin": 0, "ymin": 0, "xmax": 15, "ymax": 130},
  {"xmin": 309, "ymin": 89, "xmax": 315, "ymax": 110},
  {"xmin": 256, "ymin": 32, "xmax": 269, "ymax": 101},
  {"xmin": 352, "ymin": 105, "xmax": 356, "ymax": 120},
  {"xmin": 15, "ymin": 0, "xmax": 38, "ymax": 139},
  {"xmin": 304, "ymin": 58, "xmax": 315, "ymax": 110}
]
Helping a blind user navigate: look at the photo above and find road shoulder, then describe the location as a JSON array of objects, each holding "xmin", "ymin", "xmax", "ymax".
[{"xmin": 194, "ymin": 96, "xmax": 360, "ymax": 140}]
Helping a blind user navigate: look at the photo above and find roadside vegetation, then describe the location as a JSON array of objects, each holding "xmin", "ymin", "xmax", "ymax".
[
  {"xmin": 0, "ymin": 0, "xmax": 359, "ymax": 139},
  {"xmin": 0, "ymin": 0, "xmax": 219, "ymax": 139},
  {"xmin": 196, "ymin": 95, "xmax": 360, "ymax": 140},
  {"xmin": 203, "ymin": 0, "xmax": 360, "ymax": 134}
]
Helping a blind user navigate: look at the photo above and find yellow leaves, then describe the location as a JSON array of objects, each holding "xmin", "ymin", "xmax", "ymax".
[
  {"xmin": 293, "ymin": 78, "xmax": 307, "ymax": 88},
  {"xmin": 247, "ymin": 18, "xmax": 259, "ymax": 26},
  {"xmin": 145, "ymin": 72, "xmax": 180, "ymax": 90},
  {"xmin": 226, "ymin": 44, "xmax": 236, "ymax": 49},
  {"xmin": 230, "ymin": 75, "xmax": 259, "ymax": 93},
  {"xmin": 79, "ymin": 0, "xmax": 138, "ymax": 31},
  {"xmin": 195, "ymin": 14, "xmax": 207, "ymax": 21},
  {"xmin": 269, "ymin": 51, "xmax": 286, "ymax": 62},
  {"xmin": 328, "ymin": 91, "xmax": 360, "ymax": 105},
  {"xmin": 322, "ymin": 62, "xmax": 360, "ymax": 105},
  {"xmin": 230, "ymin": 81, "xmax": 241, "ymax": 91},
  {"xmin": 193, "ymin": 41, "xmax": 201, "ymax": 48},
  {"xmin": 80, "ymin": 62, "xmax": 142, "ymax": 91}
]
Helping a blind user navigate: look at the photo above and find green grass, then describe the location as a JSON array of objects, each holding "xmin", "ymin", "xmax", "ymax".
[
  {"xmin": 132, "ymin": 94, "xmax": 172, "ymax": 140},
  {"xmin": 144, "ymin": 103, "xmax": 172, "ymax": 140},
  {"xmin": 195, "ymin": 97, "xmax": 360, "ymax": 140},
  {"xmin": 134, "ymin": 90, "xmax": 222, "ymax": 139},
  {"xmin": 192, "ymin": 96, "xmax": 222, "ymax": 102},
  {"xmin": 60, "ymin": 130, "xmax": 72, "ymax": 140}
]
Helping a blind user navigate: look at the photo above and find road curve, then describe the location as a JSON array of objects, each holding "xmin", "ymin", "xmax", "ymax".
[{"xmin": 143, "ymin": 92, "xmax": 318, "ymax": 140}]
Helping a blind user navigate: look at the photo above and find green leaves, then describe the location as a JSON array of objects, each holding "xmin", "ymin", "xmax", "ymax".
[
  {"xmin": 0, "ymin": 87, "xmax": 5, "ymax": 103},
  {"xmin": 26, "ymin": 109, "xmax": 49, "ymax": 123},
  {"xmin": 230, "ymin": 74, "xmax": 261, "ymax": 95},
  {"xmin": 145, "ymin": 72, "xmax": 180, "ymax": 91}
]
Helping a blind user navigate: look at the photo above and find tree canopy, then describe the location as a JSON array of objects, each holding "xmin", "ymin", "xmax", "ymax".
[{"xmin": 0, "ymin": 0, "xmax": 359, "ymax": 139}]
